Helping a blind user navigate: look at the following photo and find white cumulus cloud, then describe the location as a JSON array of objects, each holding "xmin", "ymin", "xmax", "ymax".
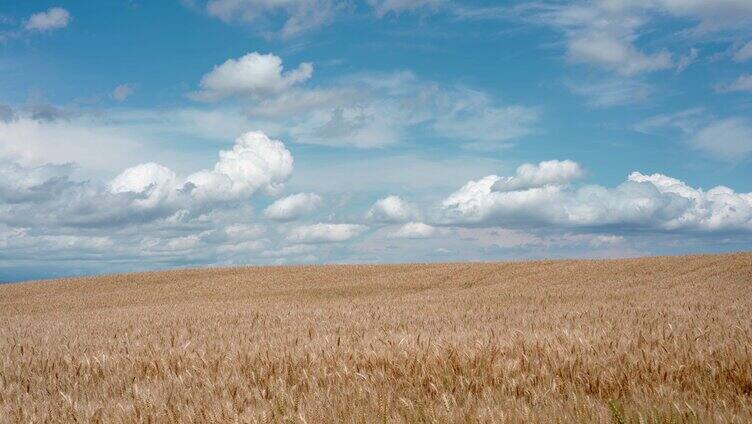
[
  {"xmin": 0, "ymin": 129, "xmax": 305, "ymax": 276},
  {"xmin": 192, "ymin": 52, "xmax": 313, "ymax": 101},
  {"xmin": 263, "ymin": 192, "xmax": 321, "ymax": 221},
  {"xmin": 186, "ymin": 131, "xmax": 294, "ymax": 201},
  {"xmin": 442, "ymin": 162, "xmax": 752, "ymax": 232},
  {"xmin": 367, "ymin": 195, "xmax": 418, "ymax": 223},
  {"xmin": 492, "ymin": 160, "xmax": 584, "ymax": 191},
  {"xmin": 106, "ymin": 130, "xmax": 292, "ymax": 212},
  {"xmin": 109, "ymin": 163, "xmax": 178, "ymax": 210}
]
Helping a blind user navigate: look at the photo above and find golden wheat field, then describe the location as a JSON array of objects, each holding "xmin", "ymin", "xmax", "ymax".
[{"xmin": 0, "ymin": 253, "xmax": 751, "ymax": 423}]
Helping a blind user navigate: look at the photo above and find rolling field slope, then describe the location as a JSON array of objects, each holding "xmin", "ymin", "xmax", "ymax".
[{"xmin": 1, "ymin": 253, "xmax": 751, "ymax": 423}]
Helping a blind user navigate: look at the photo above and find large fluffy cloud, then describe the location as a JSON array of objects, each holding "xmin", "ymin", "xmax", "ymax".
[
  {"xmin": 442, "ymin": 160, "xmax": 752, "ymax": 232},
  {"xmin": 109, "ymin": 163, "xmax": 178, "ymax": 210},
  {"xmin": 187, "ymin": 131, "xmax": 294, "ymax": 199},
  {"xmin": 0, "ymin": 130, "xmax": 303, "ymax": 279},
  {"xmin": 1, "ymin": 131, "xmax": 292, "ymax": 228},
  {"xmin": 192, "ymin": 52, "xmax": 313, "ymax": 101}
]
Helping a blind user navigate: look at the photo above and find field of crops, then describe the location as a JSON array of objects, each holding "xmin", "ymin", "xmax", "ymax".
[{"xmin": 1, "ymin": 253, "xmax": 751, "ymax": 423}]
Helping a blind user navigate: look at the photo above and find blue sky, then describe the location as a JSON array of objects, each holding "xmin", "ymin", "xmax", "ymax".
[{"xmin": 2, "ymin": 0, "xmax": 752, "ymax": 281}]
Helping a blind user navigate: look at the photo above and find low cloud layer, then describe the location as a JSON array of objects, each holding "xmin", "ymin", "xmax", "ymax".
[
  {"xmin": 1, "ymin": 131, "xmax": 292, "ymax": 229},
  {"xmin": 0, "ymin": 129, "xmax": 360, "ymax": 279},
  {"xmin": 442, "ymin": 160, "xmax": 752, "ymax": 232},
  {"xmin": 113, "ymin": 131, "xmax": 294, "ymax": 209},
  {"xmin": 2, "ymin": 143, "xmax": 751, "ymax": 281}
]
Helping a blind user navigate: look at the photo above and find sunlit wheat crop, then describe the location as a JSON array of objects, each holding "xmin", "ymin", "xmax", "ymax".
[{"xmin": 1, "ymin": 253, "xmax": 751, "ymax": 423}]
